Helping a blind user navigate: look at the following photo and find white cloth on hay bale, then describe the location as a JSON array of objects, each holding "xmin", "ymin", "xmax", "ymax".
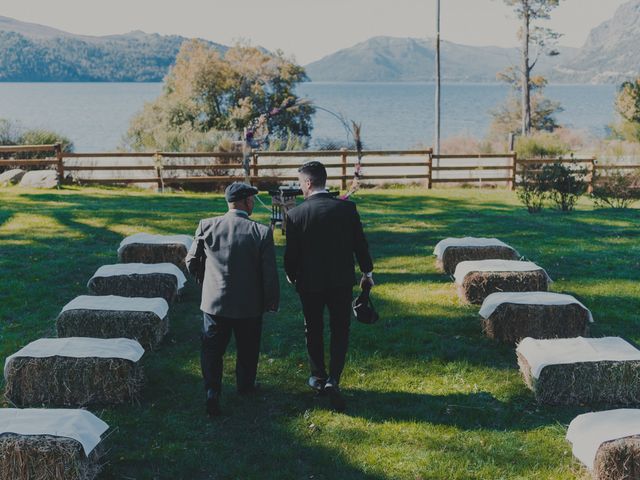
[
  {"xmin": 88, "ymin": 263, "xmax": 187, "ymax": 290},
  {"xmin": 479, "ymin": 292, "xmax": 593, "ymax": 322},
  {"xmin": 61, "ymin": 295, "xmax": 169, "ymax": 320},
  {"xmin": 433, "ymin": 237, "xmax": 517, "ymax": 259},
  {"xmin": 517, "ymin": 337, "xmax": 640, "ymax": 379},
  {"xmin": 4, "ymin": 337, "xmax": 145, "ymax": 378},
  {"xmin": 117, "ymin": 233, "xmax": 193, "ymax": 255},
  {"xmin": 0, "ymin": 408, "xmax": 108, "ymax": 455},
  {"xmin": 567, "ymin": 409, "xmax": 640, "ymax": 471},
  {"xmin": 453, "ymin": 259, "xmax": 552, "ymax": 285}
]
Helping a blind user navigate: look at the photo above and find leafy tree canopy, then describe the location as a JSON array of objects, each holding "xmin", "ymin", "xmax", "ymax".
[
  {"xmin": 611, "ymin": 78, "xmax": 640, "ymax": 142},
  {"xmin": 124, "ymin": 40, "xmax": 315, "ymax": 151},
  {"xmin": 490, "ymin": 67, "xmax": 562, "ymax": 138}
]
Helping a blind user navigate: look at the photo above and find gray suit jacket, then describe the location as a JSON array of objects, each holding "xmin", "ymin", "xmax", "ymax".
[{"xmin": 185, "ymin": 210, "xmax": 280, "ymax": 319}]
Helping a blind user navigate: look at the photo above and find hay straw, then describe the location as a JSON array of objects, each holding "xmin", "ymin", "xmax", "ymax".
[
  {"xmin": 87, "ymin": 273, "xmax": 178, "ymax": 303},
  {"xmin": 0, "ymin": 433, "xmax": 102, "ymax": 480},
  {"xmin": 118, "ymin": 243, "xmax": 189, "ymax": 273},
  {"xmin": 482, "ymin": 302, "xmax": 590, "ymax": 343},
  {"xmin": 458, "ymin": 270, "xmax": 549, "ymax": 305},
  {"xmin": 56, "ymin": 309, "xmax": 169, "ymax": 350},
  {"xmin": 438, "ymin": 245, "xmax": 519, "ymax": 275},
  {"xmin": 594, "ymin": 435, "xmax": 640, "ymax": 480},
  {"xmin": 517, "ymin": 353, "xmax": 640, "ymax": 405},
  {"xmin": 5, "ymin": 356, "xmax": 144, "ymax": 407}
]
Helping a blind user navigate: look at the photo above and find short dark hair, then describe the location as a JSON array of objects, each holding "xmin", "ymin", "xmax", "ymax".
[{"xmin": 298, "ymin": 161, "xmax": 327, "ymax": 187}]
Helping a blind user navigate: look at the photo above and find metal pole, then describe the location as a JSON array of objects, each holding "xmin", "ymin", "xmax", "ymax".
[{"xmin": 434, "ymin": 0, "xmax": 441, "ymax": 174}]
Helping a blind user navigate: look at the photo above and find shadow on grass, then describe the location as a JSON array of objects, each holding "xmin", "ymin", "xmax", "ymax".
[
  {"xmin": 344, "ymin": 389, "xmax": 580, "ymax": 431},
  {"xmin": 1, "ymin": 188, "xmax": 639, "ymax": 478}
]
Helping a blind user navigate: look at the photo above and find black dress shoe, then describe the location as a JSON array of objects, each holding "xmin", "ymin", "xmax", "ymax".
[
  {"xmin": 325, "ymin": 382, "xmax": 346, "ymax": 412},
  {"xmin": 308, "ymin": 376, "xmax": 327, "ymax": 394},
  {"xmin": 206, "ymin": 389, "xmax": 221, "ymax": 417}
]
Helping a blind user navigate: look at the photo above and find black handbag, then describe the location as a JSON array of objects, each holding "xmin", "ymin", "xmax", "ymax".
[
  {"xmin": 352, "ymin": 283, "xmax": 379, "ymax": 324},
  {"xmin": 192, "ymin": 237, "xmax": 206, "ymax": 285},
  {"xmin": 187, "ymin": 230, "xmax": 208, "ymax": 285}
]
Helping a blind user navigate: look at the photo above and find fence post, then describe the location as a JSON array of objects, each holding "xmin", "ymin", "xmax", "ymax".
[
  {"xmin": 252, "ymin": 150, "xmax": 259, "ymax": 181},
  {"xmin": 340, "ymin": 148, "xmax": 348, "ymax": 191},
  {"xmin": 588, "ymin": 157, "xmax": 596, "ymax": 194},
  {"xmin": 427, "ymin": 149, "xmax": 433, "ymax": 189},
  {"xmin": 154, "ymin": 151, "xmax": 163, "ymax": 192},
  {"xmin": 54, "ymin": 143, "xmax": 64, "ymax": 186},
  {"xmin": 509, "ymin": 151, "xmax": 517, "ymax": 191}
]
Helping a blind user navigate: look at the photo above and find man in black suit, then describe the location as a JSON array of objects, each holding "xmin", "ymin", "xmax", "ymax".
[{"xmin": 284, "ymin": 161, "xmax": 374, "ymax": 411}]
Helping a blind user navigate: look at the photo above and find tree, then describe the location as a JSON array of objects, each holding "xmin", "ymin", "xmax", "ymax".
[
  {"xmin": 124, "ymin": 40, "xmax": 315, "ymax": 151},
  {"xmin": 489, "ymin": 68, "xmax": 562, "ymax": 138},
  {"xmin": 502, "ymin": 0, "xmax": 563, "ymax": 135},
  {"xmin": 612, "ymin": 78, "xmax": 640, "ymax": 142}
]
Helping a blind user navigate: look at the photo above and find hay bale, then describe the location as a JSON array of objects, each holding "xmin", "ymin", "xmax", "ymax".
[
  {"xmin": 454, "ymin": 260, "xmax": 550, "ymax": 304},
  {"xmin": 56, "ymin": 296, "xmax": 170, "ymax": 350},
  {"xmin": 459, "ymin": 270, "xmax": 549, "ymax": 305},
  {"xmin": 4, "ymin": 338, "xmax": 145, "ymax": 407},
  {"xmin": 566, "ymin": 409, "xmax": 640, "ymax": 480},
  {"xmin": 480, "ymin": 292, "xmax": 592, "ymax": 343},
  {"xmin": 483, "ymin": 302, "xmax": 589, "ymax": 343},
  {"xmin": 517, "ymin": 337, "xmax": 640, "ymax": 405},
  {"xmin": 433, "ymin": 237, "xmax": 519, "ymax": 275},
  {"xmin": 0, "ymin": 434, "xmax": 102, "ymax": 480},
  {"xmin": 87, "ymin": 263, "xmax": 186, "ymax": 303},
  {"xmin": 0, "ymin": 408, "xmax": 108, "ymax": 480},
  {"xmin": 117, "ymin": 233, "xmax": 193, "ymax": 273},
  {"xmin": 594, "ymin": 436, "xmax": 640, "ymax": 480}
]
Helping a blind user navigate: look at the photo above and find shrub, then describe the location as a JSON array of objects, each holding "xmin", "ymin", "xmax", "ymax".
[
  {"xmin": 540, "ymin": 161, "xmax": 588, "ymax": 211},
  {"xmin": 517, "ymin": 165, "xmax": 548, "ymax": 213},
  {"xmin": 592, "ymin": 168, "xmax": 640, "ymax": 208},
  {"xmin": 266, "ymin": 133, "xmax": 308, "ymax": 152},
  {"xmin": 17, "ymin": 129, "xmax": 73, "ymax": 158},
  {"xmin": 516, "ymin": 132, "xmax": 571, "ymax": 159},
  {"xmin": 313, "ymin": 137, "xmax": 355, "ymax": 151},
  {"xmin": 0, "ymin": 118, "xmax": 74, "ymax": 171}
]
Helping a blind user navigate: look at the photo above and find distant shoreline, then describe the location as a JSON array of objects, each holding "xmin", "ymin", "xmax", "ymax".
[{"xmin": 0, "ymin": 80, "xmax": 619, "ymax": 86}]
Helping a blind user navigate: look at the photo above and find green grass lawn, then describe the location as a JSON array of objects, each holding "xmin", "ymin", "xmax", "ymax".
[{"xmin": 0, "ymin": 186, "xmax": 638, "ymax": 480}]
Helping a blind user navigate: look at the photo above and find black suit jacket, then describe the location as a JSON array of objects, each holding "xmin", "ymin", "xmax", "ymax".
[{"xmin": 284, "ymin": 193, "xmax": 373, "ymax": 292}]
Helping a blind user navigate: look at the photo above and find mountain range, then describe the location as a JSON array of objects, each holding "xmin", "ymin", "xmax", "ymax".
[
  {"xmin": 0, "ymin": 16, "xmax": 226, "ymax": 82},
  {"xmin": 304, "ymin": 36, "xmax": 578, "ymax": 83},
  {"xmin": 1, "ymin": 0, "xmax": 640, "ymax": 83}
]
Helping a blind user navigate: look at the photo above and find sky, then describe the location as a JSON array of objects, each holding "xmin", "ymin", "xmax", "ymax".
[{"xmin": 1, "ymin": 0, "xmax": 630, "ymax": 64}]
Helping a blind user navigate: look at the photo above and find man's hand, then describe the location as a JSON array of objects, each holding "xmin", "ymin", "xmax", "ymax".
[{"xmin": 360, "ymin": 272, "xmax": 374, "ymax": 289}]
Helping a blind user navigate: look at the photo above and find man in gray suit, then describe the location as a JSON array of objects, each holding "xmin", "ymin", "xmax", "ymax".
[{"xmin": 186, "ymin": 182, "xmax": 279, "ymax": 417}]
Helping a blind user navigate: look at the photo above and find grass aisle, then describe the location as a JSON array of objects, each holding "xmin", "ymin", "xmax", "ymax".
[{"xmin": 0, "ymin": 186, "xmax": 638, "ymax": 479}]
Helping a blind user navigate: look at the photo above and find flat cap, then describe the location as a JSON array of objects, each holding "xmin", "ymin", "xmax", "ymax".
[{"xmin": 225, "ymin": 182, "xmax": 259, "ymax": 202}]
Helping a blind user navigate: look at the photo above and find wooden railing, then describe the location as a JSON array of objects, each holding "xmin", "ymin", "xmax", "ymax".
[{"xmin": 1, "ymin": 145, "xmax": 639, "ymax": 191}]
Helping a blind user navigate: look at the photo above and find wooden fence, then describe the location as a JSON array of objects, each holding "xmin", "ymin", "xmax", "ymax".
[{"xmin": 1, "ymin": 144, "xmax": 639, "ymax": 191}]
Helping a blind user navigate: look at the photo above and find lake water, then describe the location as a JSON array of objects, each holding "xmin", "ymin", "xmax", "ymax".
[{"xmin": 0, "ymin": 82, "xmax": 618, "ymax": 151}]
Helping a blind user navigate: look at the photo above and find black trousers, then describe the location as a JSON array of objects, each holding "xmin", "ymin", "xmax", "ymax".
[
  {"xmin": 299, "ymin": 287, "xmax": 353, "ymax": 384},
  {"xmin": 200, "ymin": 312, "xmax": 263, "ymax": 394}
]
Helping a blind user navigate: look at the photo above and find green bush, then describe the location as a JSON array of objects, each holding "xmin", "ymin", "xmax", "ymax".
[
  {"xmin": 517, "ymin": 164, "xmax": 547, "ymax": 213},
  {"xmin": 17, "ymin": 129, "xmax": 73, "ymax": 158},
  {"xmin": 0, "ymin": 118, "xmax": 74, "ymax": 171},
  {"xmin": 592, "ymin": 168, "xmax": 640, "ymax": 208},
  {"xmin": 540, "ymin": 161, "xmax": 588, "ymax": 211},
  {"xmin": 516, "ymin": 132, "xmax": 571, "ymax": 159}
]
